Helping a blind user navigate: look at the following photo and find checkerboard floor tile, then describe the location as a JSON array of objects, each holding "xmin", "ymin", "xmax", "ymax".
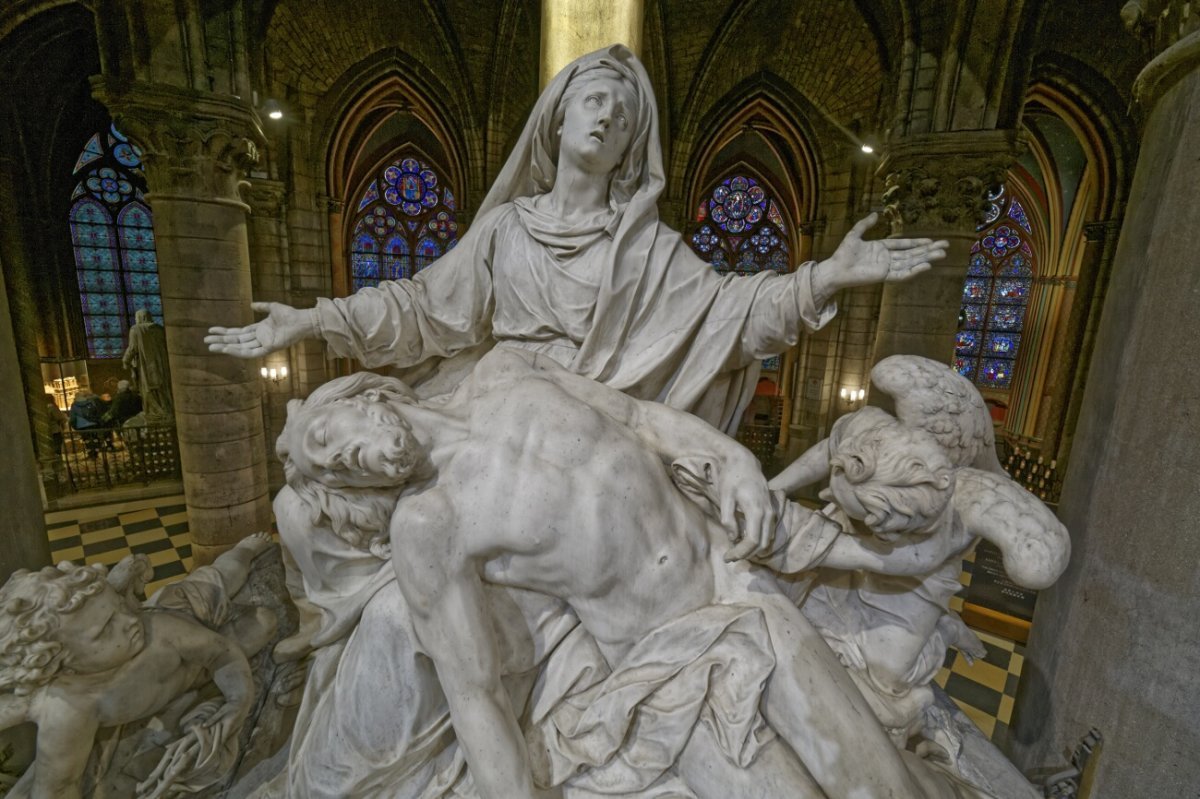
[
  {"xmin": 45, "ymin": 494, "xmax": 193, "ymax": 597},
  {"xmin": 44, "ymin": 500, "xmax": 1025, "ymax": 744}
]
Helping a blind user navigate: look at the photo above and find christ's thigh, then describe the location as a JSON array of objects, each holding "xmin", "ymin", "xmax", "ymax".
[{"xmin": 678, "ymin": 721, "xmax": 823, "ymax": 799}]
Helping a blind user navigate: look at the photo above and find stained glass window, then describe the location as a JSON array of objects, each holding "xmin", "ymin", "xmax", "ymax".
[
  {"xmin": 955, "ymin": 188, "xmax": 1035, "ymax": 390},
  {"xmin": 69, "ymin": 124, "xmax": 161, "ymax": 358},
  {"xmin": 347, "ymin": 156, "xmax": 459, "ymax": 291},
  {"xmin": 688, "ymin": 174, "xmax": 790, "ymax": 276}
]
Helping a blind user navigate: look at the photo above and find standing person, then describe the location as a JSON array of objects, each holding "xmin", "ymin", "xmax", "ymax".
[
  {"xmin": 207, "ymin": 45, "xmax": 946, "ymax": 433},
  {"xmin": 124, "ymin": 309, "xmax": 173, "ymax": 422}
]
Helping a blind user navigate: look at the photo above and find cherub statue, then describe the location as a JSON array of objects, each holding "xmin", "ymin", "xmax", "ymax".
[
  {"xmin": 767, "ymin": 356, "xmax": 1070, "ymax": 772},
  {"xmin": 0, "ymin": 533, "xmax": 277, "ymax": 799}
]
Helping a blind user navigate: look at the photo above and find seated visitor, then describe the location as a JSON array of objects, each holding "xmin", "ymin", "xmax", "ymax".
[{"xmin": 0, "ymin": 533, "xmax": 277, "ymax": 799}]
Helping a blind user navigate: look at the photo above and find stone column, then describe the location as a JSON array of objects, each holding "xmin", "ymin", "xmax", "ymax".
[
  {"xmin": 1009, "ymin": 29, "xmax": 1200, "ymax": 794},
  {"xmin": 0, "ymin": 258, "xmax": 51, "ymax": 579},
  {"xmin": 1034, "ymin": 220, "xmax": 1121, "ymax": 463},
  {"xmin": 871, "ymin": 131, "xmax": 1024, "ymax": 367},
  {"xmin": 92, "ymin": 79, "xmax": 271, "ymax": 564},
  {"xmin": 539, "ymin": 0, "xmax": 644, "ymax": 87}
]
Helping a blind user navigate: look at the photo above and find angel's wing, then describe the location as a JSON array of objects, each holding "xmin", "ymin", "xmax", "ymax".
[{"xmin": 870, "ymin": 355, "xmax": 1004, "ymax": 474}]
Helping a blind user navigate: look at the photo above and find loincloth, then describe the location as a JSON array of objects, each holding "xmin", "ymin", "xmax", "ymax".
[{"xmin": 527, "ymin": 603, "xmax": 776, "ymax": 796}]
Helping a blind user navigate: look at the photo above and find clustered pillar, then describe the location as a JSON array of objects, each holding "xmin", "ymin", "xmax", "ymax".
[
  {"xmin": 871, "ymin": 131, "xmax": 1024, "ymax": 368},
  {"xmin": 93, "ymin": 80, "xmax": 272, "ymax": 563}
]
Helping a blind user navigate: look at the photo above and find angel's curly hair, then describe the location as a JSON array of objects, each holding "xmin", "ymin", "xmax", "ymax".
[
  {"xmin": 829, "ymin": 408, "xmax": 955, "ymax": 533},
  {"xmin": 0, "ymin": 562, "xmax": 108, "ymax": 695}
]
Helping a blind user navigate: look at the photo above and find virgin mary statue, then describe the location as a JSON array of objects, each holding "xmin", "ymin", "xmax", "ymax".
[{"xmin": 207, "ymin": 45, "xmax": 943, "ymax": 433}]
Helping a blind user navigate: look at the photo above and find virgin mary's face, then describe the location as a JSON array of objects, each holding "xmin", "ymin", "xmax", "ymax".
[{"xmin": 557, "ymin": 75, "xmax": 637, "ymax": 176}]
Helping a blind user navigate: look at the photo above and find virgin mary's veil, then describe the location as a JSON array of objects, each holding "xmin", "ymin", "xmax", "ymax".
[{"xmin": 477, "ymin": 43, "xmax": 664, "ymax": 219}]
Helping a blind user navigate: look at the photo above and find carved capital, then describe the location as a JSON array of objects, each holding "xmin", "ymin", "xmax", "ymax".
[
  {"xmin": 247, "ymin": 179, "xmax": 288, "ymax": 218},
  {"xmin": 90, "ymin": 78, "xmax": 265, "ymax": 206},
  {"xmin": 877, "ymin": 130, "xmax": 1026, "ymax": 234}
]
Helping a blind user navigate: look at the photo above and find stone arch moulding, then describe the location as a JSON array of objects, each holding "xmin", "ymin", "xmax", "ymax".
[
  {"xmin": 681, "ymin": 93, "xmax": 821, "ymax": 248},
  {"xmin": 319, "ymin": 64, "xmax": 468, "ymax": 299},
  {"xmin": 998, "ymin": 79, "xmax": 1119, "ymax": 456}
]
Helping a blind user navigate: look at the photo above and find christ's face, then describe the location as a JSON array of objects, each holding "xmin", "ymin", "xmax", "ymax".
[
  {"xmin": 305, "ymin": 402, "xmax": 420, "ymax": 488},
  {"xmin": 558, "ymin": 75, "xmax": 637, "ymax": 176}
]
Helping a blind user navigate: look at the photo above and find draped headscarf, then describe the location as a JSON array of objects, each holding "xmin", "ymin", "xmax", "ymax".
[{"xmin": 477, "ymin": 45, "xmax": 795, "ymax": 432}]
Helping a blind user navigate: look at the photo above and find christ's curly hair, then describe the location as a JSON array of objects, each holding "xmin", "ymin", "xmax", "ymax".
[{"xmin": 0, "ymin": 562, "xmax": 108, "ymax": 695}]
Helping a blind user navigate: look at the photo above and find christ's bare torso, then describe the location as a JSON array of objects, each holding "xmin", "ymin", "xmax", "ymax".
[{"xmin": 396, "ymin": 367, "xmax": 718, "ymax": 654}]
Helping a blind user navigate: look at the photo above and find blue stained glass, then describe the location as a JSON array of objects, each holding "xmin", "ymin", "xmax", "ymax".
[
  {"xmin": 954, "ymin": 357, "xmax": 976, "ymax": 380},
  {"xmin": 123, "ymin": 249, "xmax": 157, "ymax": 272},
  {"xmin": 119, "ymin": 202, "xmax": 152, "ymax": 229},
  {"xmin": 120, "ymin": 225, "xmax": 155, "ymax": 250},
  {"xmin": 956, "ymin": 330, "xmax": 981, "ymax": 356},
  {"xmin": 352, "ymin": 253, "xmax": 381, "ymax": 289},
  {"xmin": 761, "ymin": 356, "xmax": 781, "ymax": 372},
  {"xmin": 1000, "ymin": 254, "xmax": 1032, "ymax": 277},
  {"xmin": 79, "ymin": 270, "xmax": 119, "ymax": 292},
  {"xmin": 82, "ymin": 293, "xmax": 120, "ymax": 315},
  {"xmin": 962, "ymin": 277, "xmax": 991, "ymax": 302},
  {"xmin": 358, "ymin": 180, "xmax": 380, "ymax": 211},
  {"xmin": 73, "ymin": 223, "xmax": 115, "ymax": 248},
  {"xmin": 125, "ymin": 272, "xmax": 159, "ymax": 293},
  {"xmin": 141, "ymin": 295, "xmax": 163, "ymax": 318},
  {"xmin": 985, "ymin": 332, "xmax": 1020, "ymax": 356},
  {"xmin": 113, "ymin": 142, "xmax": 141, "ymax": 168},
  {"xmin": 443, "ymin": 186, "xmax": 456, "ymax": 210},
  {"xmin": 74, "ymin": 134, "xmax": 105, "ymax": 173},
  {"xmin": 988, "ymin": 305, "xmax": 1025, "ymax": 331},
  {"xmin": 691, "ymin": 225, "xmax": 717, "ymax": 253},
  {"xmin": 766, "ymin": 248, "xmax": 789, "ymax": 273},
  {"xmin": 83, "ymin": 315, "xmax": 122, "ymax": 336},
  {"xmin": 72, "ymin": 198, "xmax": 112, "ymax": 226},
  {"xmin": 76, "ymin": 246, "xmax": 117, "ymax": 270},
  {"xmin": 89, "ymin": 337, "xmax": 124, "ymax": 358},
  {"xmin": 710, "ymin": 248, "xmax": 729, "ymax": 273},
  {"xmin": 415, "ymin": 238, "xmax": 440, "ymax": 258},
  {"xmin": 1007, "ymin": 198, "xmax": 1031, "ymax": 232},
  {"xmin": 353, "ymin": 232, "xmax": 378, "ymax": 254},
  {"xmin": 994, "ymin": 278, "xmax": 1030, "ymax": 304},
  {"xmin": 960, "ymin": 304, "xmax": 986, "ymax": 329},
  {"xmin": 383, "ymin": 237, "xmax": 411, "ymax": 281},
  {"xmin": 978, "ymin": 358, "xmax": 1015, "ymax": 389},
  {"xmin": 109, "ymin": 124, "xmax": 128, "ymax": 143},
  {"xmin": 967, "ymin": 253, "xmax": 992, "ymax": 276},
  {"xmin": 71, "ymin": 183, "xmax": 86, "ymax": 201}
]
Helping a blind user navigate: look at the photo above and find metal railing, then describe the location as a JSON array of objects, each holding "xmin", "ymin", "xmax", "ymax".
[{"xmin": 52, "ymin": 424, "xmax": 181, "ymax": 492}]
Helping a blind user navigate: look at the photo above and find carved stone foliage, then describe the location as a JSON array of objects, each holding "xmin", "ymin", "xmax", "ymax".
[
  {"xmin": 877, "ymin": 131, "xmax": 1026, "ymax": 234},
  {"xmin": 90, "ymin": 79, "xmax": 265, "ymax": 205}
]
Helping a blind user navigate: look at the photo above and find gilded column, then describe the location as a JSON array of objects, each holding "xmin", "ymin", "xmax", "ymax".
[{"xmin": 91, "ymin": 79, "xmax": 271, "ymax": 563}]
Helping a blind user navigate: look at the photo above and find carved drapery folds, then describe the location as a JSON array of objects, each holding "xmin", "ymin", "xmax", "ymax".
[
  {"xmin": 90, "ymin": 79, "xmax": 264, "ymax": 206},
  {"xmin": 878, "ymin": 130, "xmax": 1026, "ymax": 234}
]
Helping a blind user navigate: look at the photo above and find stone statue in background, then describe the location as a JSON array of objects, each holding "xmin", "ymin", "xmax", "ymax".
[
  {"xmin": 124, "ymin": 309, "xmax": 173, "ymax": 423},
  {"xmin": 0, "ymin": 534, "xmax": 277, "ymax": 799},
  {"xmin": 206, "ymin": 44, "xmax": 947, "ymax": 435}
]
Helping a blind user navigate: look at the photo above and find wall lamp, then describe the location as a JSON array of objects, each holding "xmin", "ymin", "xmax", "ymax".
[
  {"xmin": 261, "ymin": 365, "xmax": 288, "ymax": 384},
  {"xmin": 840, "ymin": 387, "xmax": 866, "ymax": 404}
]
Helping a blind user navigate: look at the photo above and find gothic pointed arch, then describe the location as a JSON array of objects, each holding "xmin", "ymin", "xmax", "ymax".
[
  {"xmin": 320, "ymin": 63, "xmax": 468, "ymax": 298},
  {"xmin": 68, "ymin": 123, "xmax": 161, "ymax": 357}
]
